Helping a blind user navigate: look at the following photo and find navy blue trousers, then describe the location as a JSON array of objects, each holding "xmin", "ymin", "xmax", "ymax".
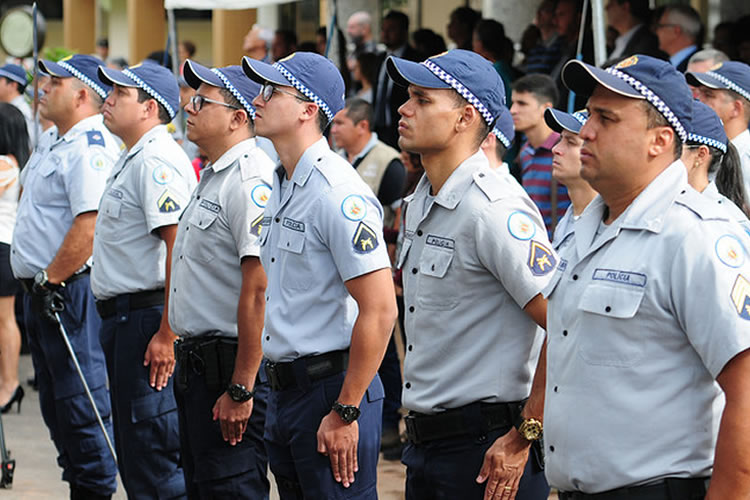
[
  {"xmin": 264, "ymin": 372, "xmax": 384, "ymax": 499},
  {"xmin": 402, "ymin": 426, "xmax": 549, "ymax": 500},
  {"xmin": 23, "ymin": 276, "xmax": 118, "ymax": 494},
  {"xmin": 174, "ymin": 352, "xmax": 270, "ymax": 500},
  {"xmin": 99, "ymin": 304, "xmax": 186, "ymax": 499}
]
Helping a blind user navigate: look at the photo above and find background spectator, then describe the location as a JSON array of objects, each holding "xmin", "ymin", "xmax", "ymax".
[
  {"xmin": 352, "ymin": 52, "xmax": 377, "ymax": 103},
  {"xmin": 655, "ymin": 5, "xmax": 702, "ymax": 72},
  {"xmin": 272, "ymin": 29, "xmax": 297, "ymax": 62},
  {"xmin": 473, "ymin": 19, "xmax": 513, "ymax": 106},
  {"xmin": 95, "ymin": 38, "xmax": 109, "ymax": 61},
  {"xmin": 604, "ymin": 0, "xmax": 666, "ymax": 65},
  {"xmin": 411, "ymin": 28, "xmax": 446, "ymax": 58},
  {"xmin": 243, "ymin": 25, "xmax": 272, "ymax": 62},
  {"xmin": 447, "ymin": 7, "xmax": 481, "ymax": 50},
  {"xmin": 178, "ymin": 40, "xmax": 196, "ymax": 67}
]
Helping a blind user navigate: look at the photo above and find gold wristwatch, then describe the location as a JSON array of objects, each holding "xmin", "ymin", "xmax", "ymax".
[{"xmin": 516, "ymin": 418, "xmax": 543, "ymax": 442}]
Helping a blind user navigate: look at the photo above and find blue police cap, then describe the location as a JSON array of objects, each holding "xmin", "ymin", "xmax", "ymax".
[
  {"xmin": 685, "ymin": 99, "xmax": 728, "ymax": 153},
  {"xmin": 0, "ymin": 64, "xmax": 27, "ymax": 87},
  {"xmin": 38, "ymin": 54, "xmax": 111, "ymax": 100},
  {"xmin": 685, "ymin": 61, "xmax": 750, "ymax": 104},
  {"xmin": 242, "ymin": 52, "xmax": 345, "ymax": 123},
  {"xmin": 98, "ymin": 62, "xmax": 180, "ymax": 120},
  {"xmin": 562, "ymin": 55, "xmax": 693, "ymax": 143},
  {"xmin": 183, "ymin": 59, "xmax": 260, "ymax": 118},
  {"xmin": 491, "ymin": 108, "xmax": 515, "ymax": 148},
  {"xmin": 385, "ymin": 49, "xmax": 506, "ymax": 127},
  {"xmin": 544, "ymin": 108, "xmax": 589, "ymax": 135}
]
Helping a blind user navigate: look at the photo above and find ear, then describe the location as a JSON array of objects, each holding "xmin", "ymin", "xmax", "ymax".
[
  {"xmin": 357, "ymin": 119, "xmax": 370, "ymax": 134},
  {"xmin": 731, "ymin": 98, "xmax": 744, "ymax": 121},
  {"xmin": 696, "ymin": 144, "xmax": 711, "ymax": 162},
  {"xmin": 299, "ymin": 101, "xmax": 319, "ymax": 125},
  {"xmin": 646, "ymin": 125, "xmax": 675, "ymax": 158},
  {"xmin": 228, "ymin": 109, "xmax": 249, "ymax": 132},
  {"xmin": 144, "ymin": 98, "xmax": 159, "ymax": 120},
  {"xmin": 455, "ymin": 104, "xmax": 479, "ymax": 134}
]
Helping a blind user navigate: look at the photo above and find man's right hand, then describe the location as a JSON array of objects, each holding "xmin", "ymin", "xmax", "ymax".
[{"xmin": 32, "ymin": 285, "xmax": 65, "ymax": 324}]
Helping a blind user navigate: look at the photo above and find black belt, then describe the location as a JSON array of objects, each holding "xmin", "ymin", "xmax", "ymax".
[
  {"xmin": 559, "ymin": 477, "xmax": 709, "ymax": 500},
  {"xmin": 174, "ymin": 336, "xmax": 262, "ymax": 392},
  {"xmin": 19, "ymin": 268, "xmax": 90, "ymax": 294},
  {"xmin": 404, "ymin": 400, "xmax": 524, "ymax": 445},
  {"xmin": 96, "ymin": 289, "xmax": 164, "ymax": 319},
  {"xmin": 264, "ymin": 349, "xmax": 349, "ymax": 391}
]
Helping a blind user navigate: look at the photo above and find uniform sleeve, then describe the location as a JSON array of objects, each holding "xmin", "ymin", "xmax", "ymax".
[
  {"xmin": 314, "ymin": 184, "xmax": 392, "ymax": 282},
  {"xmin": 671, "ymin": 221, "xmax": 750, "ymax": 379},
  {"xmin": 64, "ymin": 142, "xmax": 115, "ymax": 217},
  {"xmin": 476, "ymin": 197, "xmax": 557, "ymax": 309},
  {"xmin": 140, "ymin": 155, "xmax": 194, "ymax": 233},
  {"xmin": 227, "ymin": 176, "xmax": 269, "ymax": 260}
]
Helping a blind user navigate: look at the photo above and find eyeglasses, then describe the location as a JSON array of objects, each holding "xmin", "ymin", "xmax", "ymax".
[
  {"xmin": 260, "ymin": 83, "xmax": 312, "ymax": 103},
  {"xmin": 189, "ymin": 94, "xmax": 241, "ymax": 112}
]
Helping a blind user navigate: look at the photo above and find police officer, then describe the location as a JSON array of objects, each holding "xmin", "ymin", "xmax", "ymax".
[
  {"xmin": 11, "ymin": 54, "xmax": 119, "ymax": 499},
  {"xmin": 386, "ymin": 49, "xmax": 551, "ymax": 500},
  {"xmin": 169, "ymin": 60, "xmax": 275, "ymax": 498},
  {"xmin": 243, "ymin": 52, "xmax": 398, "ymax": 498},
  {"xmin": 92, "ymin": 61, "xmax": 195, "ymax": 498},
  {"xmin": 480, "ymin": 108, "xmax": 515, "ymax": 174},
  {"xmin": 545, "ymin": 54, "xmax": 750, "ymax": 498}
]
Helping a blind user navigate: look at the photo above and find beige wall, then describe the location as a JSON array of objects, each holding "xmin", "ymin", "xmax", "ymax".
[{"xmin": 177, "ymin": 19, "xmax": 214, "ymax": 65}]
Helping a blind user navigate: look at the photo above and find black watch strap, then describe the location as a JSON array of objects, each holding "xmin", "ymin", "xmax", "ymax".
[{"xmin": 227, "ymin": 383, "xmax": 254, "ymax": 403}]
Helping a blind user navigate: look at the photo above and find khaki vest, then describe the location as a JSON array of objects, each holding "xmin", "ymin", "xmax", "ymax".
[{"xmin": 355, "ymin": 141, "xmax": 400, "ymax": 228}]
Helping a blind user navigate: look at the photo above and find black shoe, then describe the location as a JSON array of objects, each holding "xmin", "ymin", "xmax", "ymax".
[
  {"xmin": 70, "ymin": 484, "xmax": 112, "ymax": 500},
  {"xmin": 27, "ymin": 375, "xmax": 38, "ymax": 391},
  {"xmin": 0, "ymin": 386, "xmax": 24, "ymax": 414}
]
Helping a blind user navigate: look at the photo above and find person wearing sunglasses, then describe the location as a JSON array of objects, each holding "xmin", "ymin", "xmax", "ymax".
[{"xmin": 243, "ymin": 52, "xmax": 397, "ymax": 499}]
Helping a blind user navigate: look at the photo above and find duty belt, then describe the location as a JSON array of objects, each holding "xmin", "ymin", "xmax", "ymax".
[
  {"xmin": 264, "ymin": 349, "xmax": 349, "ymax": 391},
  {"xmin": 95, "ymin": 289, "xmax": 164, "ymax": 319},
  {"xmin": 404, "ymin": 400, "xmax": 525, "ymax": 445},
  {"xmin": 18, "ymin": 268, "xmax": 90, "ymax": 294},
  {"xmin": 174, "ymin": 336, "xmax": 262, "ymax": 393},
  {"xmin": 559, "ymin": 477, "xmax": 709, "ymax": 500}
]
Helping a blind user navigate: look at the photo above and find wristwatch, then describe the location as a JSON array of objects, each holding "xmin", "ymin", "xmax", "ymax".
[
  {"xmin": 516, "ymin": 417, "xmax": 543, "ymax": 442},
  {"xmin": 226, "ymin": 383, "xmax": 254, "ymax": 403},
  {"xmin": 33, "ymin": 269, "xmax": 50, "ymax": 293},
  {"xmin": 332, "ymin": 401, "xmax": 361, "ymax": 424}
]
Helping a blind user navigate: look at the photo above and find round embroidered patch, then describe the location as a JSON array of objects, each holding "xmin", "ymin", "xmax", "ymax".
[
  {"xmin": 251, "ymin": 184, "xmax": 271, "ymax": 208},
  {"xmin": 341, "ymin": 194, "xmax": 367, "ymax": 221},
  {"xmin": 715, "ymin": 234, "xmax": 745, "ymax": 268},
  {"xmin": 152, "ymin": 165, "xmax": 174, "ymax": 185},
  {"xmin": 90, "ymin": 154, "xmax": 107, "ymax": 171},
  {"xmin": 507, "ymin": 211, "xmax": 536, "ymax": 240}
]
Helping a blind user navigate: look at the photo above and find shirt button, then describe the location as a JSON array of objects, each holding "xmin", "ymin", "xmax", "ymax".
[
  {"xmin": 605, "ymin": 306, "xmax": 612, "ymax": 313},
  {"xmin": 265, "ymin": 336, "xmax": 270, "ymax": 341},
  {"xmin": 196, "ymin": 195, "xmax": 201, "ymax": 199},
  {"xmin": 562, "ymin": 330, "xmax": 568, "ymax": 336},
  {"xmin": 572, "ymin": 274, "xmax": 578, "ymax": 280},
  {"xmin": 173, "ymin": 288, "xmax": 176, "ymax": 292},
  {"xmin": 405, "ymin": 382, "xmax": 411, "ymax": 389},
  {"xmin": 408, "ymin": 306, "xmax": 415, "ymax": 313},
  {"xmin": 408, "ymin": 344, "xmax": 413, "ymax": 351},
  {"xmin": 554, "ymin": 386, "xmax": 558, "ymax": 392},
  {"xmin": 271, "ymin": 257, "xmax": 275, "ymax": 263},
  {"xmin": 266, "ymin": 296, "xmax": 269, "ymax": 302},
  {"xmin": 275, "ymin": 217, "xmax": 280, "ymax": 223},
  {"xmin": 549, "ymin": 445, "xmax": 555, "ymax": 452},
  {"xmin": 411, "ymin": 268, "xmax": 417, "ymax": 274},
  {"xmin": 478, "ymin": 173, "xmax": 485, "ymax": 177},
  {"xmin": 417, "ymin": 230, "xmax": 423, "ymax": 236}
]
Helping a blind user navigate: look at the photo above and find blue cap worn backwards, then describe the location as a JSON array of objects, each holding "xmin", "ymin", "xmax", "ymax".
[
  {"xmin": 39, "ymin": 54, "xmax": 111, "ymax": 100},
  {"xmin": 562, "ymin": 55, "xmax": 693, "ymax": 143},
  {"xmin": 183, "ymin": 59, "xmax": 260, "ymax": 119},
  {"xmin": 544, "ymin": 108, "xmax": 589, "ymax": 135},
  {"xmin": 492, "ymin": 108, "xmax": 515, "ymax": 148},
  {"xmin": 98, "ymin": 61, "xmax": 180, "ymax": 120},
  {"xmin": 685, "ymin": 61, "xmax": 750, "ymax": 104},
  {"xmin": 386, "ymin": 49, "xmax": 506, "ymax": 127},
  {"xmin": 685, "ymin": 99, "xmax": 728, "ymax": 153},
  {"xmin": 242, "ymin": 52, "xmax": 345, "ymax": 123},
  {"xmin": 0, "ymin": 64, "xmax": 28, "ymax": 87}
]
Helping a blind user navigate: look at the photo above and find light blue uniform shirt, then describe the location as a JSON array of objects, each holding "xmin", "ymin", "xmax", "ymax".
[
  {"xmin": 169, "ymin": 138, "xmax": 275, "ymax": 338},
  {"xmin": 11, "ymin": 114, "xmax": 118, "ymax": 279},
  {"xmin": 543, "ymin": 161, "xmax": 750, "ymax": 493},
  {"xmin": 259, "ymin": 138, "xmax": 391, "ymax": 362},
  {"xmin": 91, "ymin": 125, "xmax": 196, "ymax": 300}
]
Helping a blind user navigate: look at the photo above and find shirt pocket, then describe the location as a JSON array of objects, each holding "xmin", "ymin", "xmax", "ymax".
[
  {"xmin": 185, "ymin": 208, "xmax": 219, "ymax": 263},
  {"xmin": 278, "ymin": 227, "xmax": 312, "ymax": 291},
  {"xmin": 99, "ymin": 196, "xmax": 122, "ymax": 219},
  {"xmin": 35, "ymin": 157, "xmax": 67, "ymax": 207},
  {"xmin": 417, "ymin": 246, "xmax": 459, "ymax": 310},
  {"xmin": 576, "ymin": 282, "xmax": 646, "ymax": 367}
]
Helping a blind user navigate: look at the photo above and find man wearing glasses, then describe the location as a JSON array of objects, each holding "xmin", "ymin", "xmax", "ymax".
[
  {"xmin": 94, "ymin": 61, "xmax": 195, "ymax": 497},
  {"xmin": 168, "ymin": 60, "xmax": 275, "ymax": 498},
  {"xmin": 243, "ymin": 52, "xmax": 398, "ymax": 498}
]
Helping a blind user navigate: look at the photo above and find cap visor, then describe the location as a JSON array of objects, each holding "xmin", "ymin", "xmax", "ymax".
[
  {"xmin": 38, "ymin": 60, "xmax": 73, "ymax": 78},
  {"xmin": 544, "ymin": 108, "xmax": 582, "ymax": 134},
  {"xmin": 386, "ymin": 56, "xmax": 450, "ymax": 89},
  {"xmin": 97, "ymin": 66, "xmax": 138, "ymax": 88},
  {"xmin": 241, "ymin": 57, "xmax": 290, "ymax": 86},
  {"xmin": 183, "ymin": 60, "xmax": 223, "ymax": 90},
  {"xmin": 685, "ymin": 71, "xmax": 725, "ymax": 90},
  {"xmin": 562, "ymin": 60, "xmax": 643, "ymax": 100},
  {"xmin": 0, "ymin": 70, "xmax": 25, "ymax": 86}
]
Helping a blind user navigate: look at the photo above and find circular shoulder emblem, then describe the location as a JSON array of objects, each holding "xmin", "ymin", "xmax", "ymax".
[
  {"xmin": 251, "ymin": 184, "xmax": 271, "ymax": 208},
  {"xmin": 341, "ymin": 194, "xmax": 367, "ymax": 221},
  {"xmin": 507, "ymin": 211, "xmax": 536, "ymax": 240},
  {"xmin": 715, "ymin": 234, "xmax": 745, "ymax": 268},
  {"xmin": 90, "ymin": 153, "xmax": 107, "ymax": 171},
  {"xmin": 152, "ymin": 165, "xmax": 174, "ymax": 185}
]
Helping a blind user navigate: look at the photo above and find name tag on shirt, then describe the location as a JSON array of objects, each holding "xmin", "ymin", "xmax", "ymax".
[
  {"xmin": 199, "ymin": 199, "xmax": 221, "ymax": 213},
  {"xmin": 425, "ymin": 234, "xmax": 455, "ymax": 250},
  {"xmin": 283, "ymin": 217, "xmax": 305, "ymax": 232},
  {"xmin": 592, "ymin": 268, "xmax": 647, "ymax": 287}
]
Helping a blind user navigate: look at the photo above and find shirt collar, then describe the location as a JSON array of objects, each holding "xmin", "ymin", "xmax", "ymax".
[
  {"xmin": 209, "ymin": 138, "xmax": 257, "ymax": 173},
  {"xmin": 414, "ymin": 150, "xmax": 487, "ymax": 211},
  {"xmin": 57, "ymin": 114, "xmax": 105, "ymax": 144},
  {"xmin": 350, "ymin": 132, "xmax": 379, "ymax": 163},
  {"xmin": 670, "ymin": 45, "xmax": 696, "ymax": 66},
  {"xmin": 523, "ymin": 131, "xmax": 560, "ymax": 154},
  {"xmin": 126, "ymin": 124, "xmax": 168, "ymax": 158},
  {"xmin": 291, "ymin": 137, "xmax": 330, "ymax": 186},
  {"xmin": 611, "ymin": 24, "xmax": 642, "ymax": 58},
  {"xmin": 731, "ymin": 128, "xmax": 750, "ymax": 148}
]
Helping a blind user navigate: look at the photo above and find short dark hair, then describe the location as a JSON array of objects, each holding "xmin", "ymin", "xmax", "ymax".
[
  {"xmin": 180, "ymin": 40, "xmax": 196, "ymax": 58},
  {"xmin": 136, "ymin": 88, "xmax": 171, "ymax": 124},
  {"xmin": 219, "ymin": 88, "xmax": 254, "ymax": 132},
  {"xmin": 474, "ymin": 19, "xmax": 506, "ymax": 60},
  {"xmin": 494, "ymin": 139, "xmax": 507, "ymax": 161},
  {"xmin": 512, "ymin": 74, "xmax": 559, "ymax": 106},
  {"xmin": 450, "ymin": 92, "xmax": 491, "ymax": 148},
  {"xmin": 316, "ymin": 109, "xmax": 330, "ymax": 134},
  {"xmin": 276, "ymin": 29, "xmax": 298, "ymax": 48},
  {"xmin": 614, "ymin": 0, "xmax": 650, "ymax": 23},
  {"xmin": 0, "ymin": 102, "xmax": 30, "ymax": 167},
  {"xmin": 71, "ymin": 78, "xmax": 103, "ymax": 108},
  {"xmin": 344, "ymin": 98, "xmax": 373, "ymax": 130},
  {"xmin": 450, "ymin": 7, "xmax": 481, "ymax": 31},
  {"xmin": 411, "ymin": 29, "xmax": 447, "ymax": 58},
  {"xmin": 383, "ymin": 10, "xmax": 409, "ymax": 33},
  {"xmin": 1, "ymin": 77, "xmax": 24, "ymax": 95},
  {"xmin": 640, "ymin": 100, "xmax": 682, "ymax": 160}
]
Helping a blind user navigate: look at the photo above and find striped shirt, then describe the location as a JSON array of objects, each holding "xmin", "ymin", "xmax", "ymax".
[{"xmin": 519, "ymin": 132, "xmax": 570, "ymax": 234}]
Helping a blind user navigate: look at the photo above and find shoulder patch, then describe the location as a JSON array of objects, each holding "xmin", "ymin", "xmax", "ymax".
[
  {"xmin": 157, "ymin": 190, "xmax": 181, "ymax": 213},
  {"xmin": 86, "ymin": 130, "xmax": 105, "ymax": 147},
  {"xmin": 508, "ymin": 211, "xmax": 537, "ymax": 240},
  {"xmin": 715, "ymin": 234, "xmax": 745, "ymax": 268},
  {"xmin": 731, "ymin": 274, "xmax": 750, "ymax": 320},
  {"xmin": 153, "ymin": 164, "xmax": 174, "ymax": 185},
  {"xmin": 251, "ymin": 183, "xmax": 272, "ymax": 208},
  {"xmin": 341, "ymin": 194, "xmax": 367, "ymax": 221},
  {"xmin": 90, "ymin": 153, "xmax": 108, "ymax": 171},
  {"xmin": 528, "ymin": 240, "xmax": 556, "ymax": 276},
  {"xmin": 251, "ymin": 214, "xmax": 265, "ymax": 237},
  {"xmin": 352, "ymin": 221, "xmax": 379, "ymax": 254}
]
